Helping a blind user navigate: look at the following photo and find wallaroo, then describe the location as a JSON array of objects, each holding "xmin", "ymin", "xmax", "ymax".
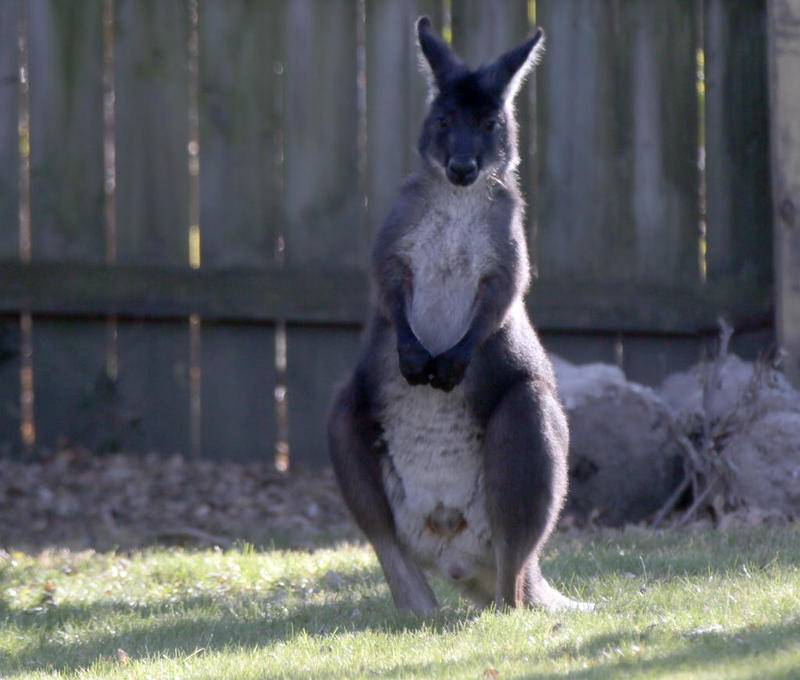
[{"xmin": 328, "ymin": 17, "xmax": 592, "ymax": 615}]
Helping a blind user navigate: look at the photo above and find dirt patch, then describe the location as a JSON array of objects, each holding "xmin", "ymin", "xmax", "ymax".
[{"xmin": 0, "ymin": 449, "xmax": 358, "ymax": 552}]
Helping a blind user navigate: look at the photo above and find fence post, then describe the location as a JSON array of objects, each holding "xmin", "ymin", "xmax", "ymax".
[{"xmin": 769, "ymin": 0, "xmax": 800, "ymax": 385}]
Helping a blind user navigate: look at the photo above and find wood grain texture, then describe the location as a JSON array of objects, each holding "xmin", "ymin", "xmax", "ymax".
[
  {"xmin": 0, "ymin": 0, "xmax": 20, "ymax": 259},
  {"xmin": 705, "ymin": 0, "xmax": 773, "ymax": 285},
  {"xmin": 283, "ymin": 0, "xmax": 361, "ymax": 266},
  {"xmin": 535, "ymin": 0, "xmax": 700, "ymax": 286},
  {"xmin": 32, "ymin": 319, "xmax": 110, "ymax": 452},
  {"xmin": 114, "ymin": 0, "xmax": 191, "ymax": 453},
  {"xmin": 769, "ymin": 0, "xmax": 800, "ymax": 385},
  {"xmin": 0, "ymin": 318, "xmax": 20, "ymax": 453},
  {"xmin": 365, "ymin": 0, "xmax": 442, "ymax": 238},
  {"xmin": 622, "ymin": 336, "xmax": 703, "ymax": 387},
  {"xmin": 26, "ymin": 2, "xmax": 110, "ymax": 453},
  {"xmin": 283, "ymin": 0, "xmax": 363, "ymax": 467},
  {"xmin": 116, "ymin": 319, "xmax": 191, "ymax": 455},
  {"xmin": 286, "ymin": 325, "xmax": 361, "ymax": 469},
  {"xmin": 201, "ymin": 323, "xmax": 276, "ymax": 462},
  {"xmin": 198, "ymin": 0, "xmax": 282, "ymax": 268},
  {"xmin": 114, "ymin": 0, "xmax": 189, "ymax": 264},
  {"xmin": 0, "ymin": 261, "xmax": 773, "ymax": 335},
  {"xmin": 28, "ymin": 0, "xmax": 105, "ymax": 261},
  {"xmin": 197, "ymin": 0, "xmax": 282, "ymax": 461}
]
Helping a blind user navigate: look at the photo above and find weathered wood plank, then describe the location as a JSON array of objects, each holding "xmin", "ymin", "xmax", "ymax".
[
  {"xmin": 201, "ymin": 323, "xmax": 276, "ymax": 462},
  {"xmin": 286, "ymin": 325, "xmax": 361, "ymax": 469},
  {"xmin": 535, "ymin": 0, "xmax": 699, "ymax": 285},
  {"xmin": 116, "ymin": 319, "xmax": 191, "ymax": 455},
  {"xmin": 26, "ymin": 2, "xmax": 109, "ymax": 453},
  {"xmin": 32, "ymin": 318, "xmax": 110, "ymax": 452},
  {"xmin": 0, "ymin": 261, "xmax": 774, "ymax": 335},
  {"xmin": 769, "ymin": 0, "xmax": 800, "ymax": 385},
  {"xmin": 365, "ymin": 0, "xmax": 442, "ymax": 236},
  {"xmin": 0, "ymin": 3, "xmax": 21, "ymax": 453},
  {"xmin": 705, "ymin": 0, "xmax": 773, "ymax": 285},
  {"xmin": 622, "ymin": 336, "xmax": 703, "ymax": 387},
  {"xmin": 283, "ymin": 0, "xmax": 361, "ymax": 266},
  {"xmin": 197, "ymin": 0, "xmax": 282, "ymax": 461},
  {"xmin": 540, "ymin": 332, "xmax": 618, "ymax": 367},
  {"xmin": 0, "ymin": 0, "xmax": 20, "ymax": 259},
  {"xmin": 283, "ymin": 0, "xmax": 363, "ymax": 467},
  {"xmin": 0, "ymin": 318, "xmax": 20, "ymax": 453},
  {"xmin": 114, "ymin": 0, "xmax": 189, "ymax": 264},
  {"xmin": 28, "ymin": 0, "xmax": 105, "ymax": 261},
  {"xmin": 198, "ymin": 0, "xmax": 282, "ymax": 268},
  {"xmin": 114, "ymin": 0, "xmax": 192, "ymax": 453}
]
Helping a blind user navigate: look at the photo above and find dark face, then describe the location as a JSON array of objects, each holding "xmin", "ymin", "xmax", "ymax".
[
  {"xmin": 415, "ymin": 16, "xmax": 543, "ymax": 188},
  {"xmin": 419, "ymin": 74, "xmax": 509, "ymax": 187}
]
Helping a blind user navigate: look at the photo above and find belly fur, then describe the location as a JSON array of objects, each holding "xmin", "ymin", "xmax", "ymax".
[{"xmin": 378, "ymin": 364, "xmax": 493, "ymax": 580}]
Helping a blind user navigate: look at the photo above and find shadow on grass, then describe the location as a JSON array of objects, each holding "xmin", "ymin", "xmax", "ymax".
[
  {"xmin": 1, "ymin": 562, "xmax": 472, "ymax": 674},
  {"xmin": 3, "ymin": 526, "xmax": 799, "ymax": 675},
  {"xmin": 352, "ymin": 617, "xmax": 800, "ymax": 680}
]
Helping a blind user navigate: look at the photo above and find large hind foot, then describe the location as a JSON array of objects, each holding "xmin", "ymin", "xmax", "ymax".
[{"xmin": 527, "ymin": 573, "xmax": 594, "ymax": 612}]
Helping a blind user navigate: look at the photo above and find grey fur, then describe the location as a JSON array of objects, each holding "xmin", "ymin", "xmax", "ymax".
[{"xmin": 328, "ymin": 18, "xmax": 592, "ymax": 614}]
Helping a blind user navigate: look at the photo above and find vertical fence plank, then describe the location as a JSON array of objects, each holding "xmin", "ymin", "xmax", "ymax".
[
  {"xmin": 535, "ymin": 0, "xmax": 701, "ymax": 374},
  {"xmin": 28, "ymin": 0, "xmax": 104, "ymax": 261},
  {"xmin": 114, "ymin": 0, "xmax": 191, "ymax": 454},
  {"xmin": 116, "ymin": 320, "xmax": 191, "ymax": 455},
  {"xmin": 283, "ymin": 0, "xmax": 361, "ymax": 267},
  {"xmin": 201, "ymin": 324, "xmax": 276, "ymax": 462},
  {"xmin": 0, "ymin": 0, "xmax": 20, "ymax": 258},
  {"xmin": 199, "ymin": 0, "xmax": 281, "ymax": 268},
  {"xmin": 365, "ymin": 0, "xmax": 442, "ymax": 236},
  {"xmin": 705, "ymin": 0, "xmax": 773, "ymax": 286},
  {"xmin": 0, "ymin": 3, "xmax": 20, "ymax": 452},
  {"xmin": 284, "ymin": 0, "xmax": 362, "ymax": 468},
  {"xmin": 0, "ymin": 318, "xmax": 20, "ymax": 454},
  {"xmin": 115, "ymin": 0, "xmax": 189, "ymax": 264},
  {"xmin": 32, "ymin": 320, "xmax": 109, "ymax": 452},
  {"xmin": 27, "ymin": 1, "xmax": 110, "ymax": 452},
  {"xmin": 536, "ymin": 0, "xmax": 699, "ymax": 286},
  {"xmin": 286, "ymin": 326, "xmax": 362, "ymax": 468},
  {"xmin": 769, "ymin": 0, "xmax": 800, "ymax": 385},
  {"xmin": 198, "ymin": 0, "xmax": 280, "ymax": 461}
]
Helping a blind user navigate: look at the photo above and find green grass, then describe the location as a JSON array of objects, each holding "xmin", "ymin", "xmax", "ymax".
[{"xmin": 1, "ymin": 527, "xmax": 799, "ymax": 679}]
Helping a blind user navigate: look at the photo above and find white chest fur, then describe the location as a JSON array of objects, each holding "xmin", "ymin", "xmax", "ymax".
[
  {"xmin": 378, "ymin": 345, "xmax": 493, "ymax": 582},
  {"xmin": 399, "ymin": 182, "xmax": 494, "ymax": 357}
]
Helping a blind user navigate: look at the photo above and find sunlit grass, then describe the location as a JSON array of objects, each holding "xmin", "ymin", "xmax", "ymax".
[{"xmin": 1, "ymin": 526, "xmax": 799, "ymax": 679}]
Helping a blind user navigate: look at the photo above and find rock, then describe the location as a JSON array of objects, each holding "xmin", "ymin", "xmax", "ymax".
[
  {"xmin": 552, "ymin": 356, "xmax": 683, "ymax": 526},
  {"xmin": 659, "ymin": 354, "xmax": 797, "ymax": 429},
  {"xmin": 659, "ymin": 354, "xmax": 800, "ymax": 519},
  {"xmin": 722, "ymin": 411, "xmax": 800, "ymax": 516}
]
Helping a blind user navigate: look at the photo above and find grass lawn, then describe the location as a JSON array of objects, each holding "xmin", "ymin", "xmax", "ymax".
[{"xmin": 1, "ymin": 526, "xmax": 799, "ymax": 679}]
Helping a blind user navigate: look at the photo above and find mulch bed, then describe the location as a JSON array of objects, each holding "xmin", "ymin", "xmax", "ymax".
[{"xmin": 0, "ymin": 450, "xmax": 358, "ymax": 552}]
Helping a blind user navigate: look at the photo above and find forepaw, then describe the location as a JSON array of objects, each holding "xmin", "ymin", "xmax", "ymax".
[
  {"xmin": 398, "ymin": 340, "xmax": 433, "ymax": 386},
  {"xmin": 429, "ymin": 344, "xmax": 471, "ymax": 392}
]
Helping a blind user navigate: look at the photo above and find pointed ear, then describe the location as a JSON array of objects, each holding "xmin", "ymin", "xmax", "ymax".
[
  {"xmin": 483, "ymin": 28, "xmax": 545, "ymax": 101},
  {"xmin": 416, "ymin": 16, "xmax": 463, "ymax": 93}
]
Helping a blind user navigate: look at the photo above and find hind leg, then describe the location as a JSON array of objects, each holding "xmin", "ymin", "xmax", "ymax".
[
  {"xmin": 328, "ymin": 380, "xmax": 438, "ymax": 615},
  {"xmin": 483, "ymin": 379, "xmax": 581, "ymax": 610}
]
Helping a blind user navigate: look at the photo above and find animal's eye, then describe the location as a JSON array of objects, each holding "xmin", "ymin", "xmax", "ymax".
[
  {"xmin": 437, "ymin": 116, "xmax": 451, "ymax": 130},
  {"xmin": 484, "ymin": 118, "xmax": 497, "ymax": 132}
]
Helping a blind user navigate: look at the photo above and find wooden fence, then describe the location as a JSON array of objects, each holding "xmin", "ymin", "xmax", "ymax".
[{"xmin": 0, "ymin": 0, "xmax": 782, "ymax": 466}]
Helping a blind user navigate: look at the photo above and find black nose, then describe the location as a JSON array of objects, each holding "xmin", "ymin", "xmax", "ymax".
[{"xmin": 446, "ymin": 158, "xmax": 478, "ymax": 186}]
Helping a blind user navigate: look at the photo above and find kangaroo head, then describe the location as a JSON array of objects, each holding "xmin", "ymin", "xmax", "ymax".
[{"xmin": 416, "ymin": 16, "xmax": 544, "ymax": 188}]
